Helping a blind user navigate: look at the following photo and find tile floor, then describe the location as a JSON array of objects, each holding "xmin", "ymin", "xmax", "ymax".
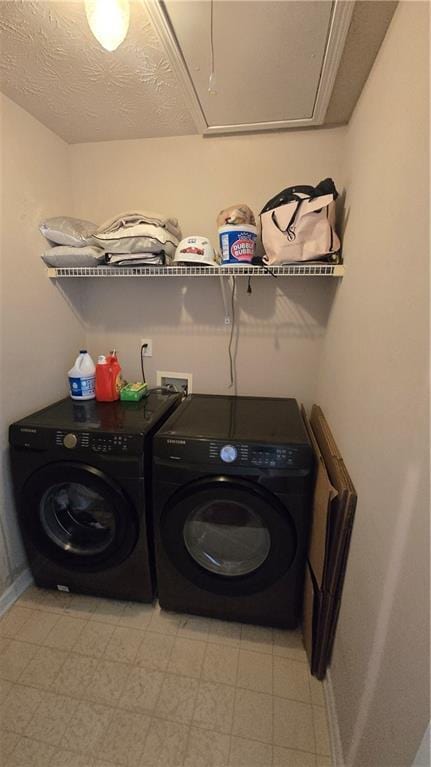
[{"xmin": 0, "ymin": 586, "xmax": 332, "ymax": 767}]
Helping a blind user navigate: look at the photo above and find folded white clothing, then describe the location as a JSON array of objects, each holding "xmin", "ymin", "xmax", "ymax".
[
  {"xmin": 91, "ymin": 227, "xmax": 178, "ymax": 258},
  {"xmin": 96, "ymin": 210, "xmax": 181, "ymax": 240},
  {"xmin": 106, "ymin": 251, "xmax": 164, "ymax": 262},
  {"xmin": 106, "ymin": 252, "xmax": 169, "ymax": 266},
  {"xmin": 40, "ymin": 217, "xmax": 98, "ymax": 247},
  {"xmin": 110, "ymin": 261, "xmax": 165, "ymax": 267},
  {"xmin": 41, "ymin": 245, "xmax": 105, "ymax": 267}
]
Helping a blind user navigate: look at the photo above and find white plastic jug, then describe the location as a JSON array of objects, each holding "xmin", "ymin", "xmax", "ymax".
[{"xmin": 68, "ymin": 350, "xmax": 96, "ymax": 400}]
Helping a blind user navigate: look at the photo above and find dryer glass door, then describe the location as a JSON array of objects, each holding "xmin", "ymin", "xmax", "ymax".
[
  {"xmin": 161, "ymin": 477, "xmax": 297, "ymax": 596},
  {"xmin": 184, "ymin": 499, "xmax": 271, "ymax": 577}
]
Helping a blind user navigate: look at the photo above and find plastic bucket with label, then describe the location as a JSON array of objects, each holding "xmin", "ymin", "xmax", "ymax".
[{"xmin": 218, "ymin": 224, "xmax": 257, "ymax": 265}]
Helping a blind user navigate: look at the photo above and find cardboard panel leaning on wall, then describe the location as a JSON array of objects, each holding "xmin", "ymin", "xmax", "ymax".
[
  {"xmin": 0, "ymin": 95, "xmax": 85, "ymax": 597},
  {"xmin": 69, "ymin": 126, "xmax": 347, "ymax": 402},
  {"xmin": 315, "ymin": 3, "xmax": 430, "ymax": 766}
]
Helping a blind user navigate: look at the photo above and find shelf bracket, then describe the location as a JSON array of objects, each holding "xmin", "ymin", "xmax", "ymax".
[{"xmin": 219, "ymin": 274, "xmax": 232, "ymax": 325}]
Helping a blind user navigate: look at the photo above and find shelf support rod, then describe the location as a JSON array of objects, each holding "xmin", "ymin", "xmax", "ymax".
[{"xmin": 219, "ymin": 274, "xmax": 232, "ymax": 325}]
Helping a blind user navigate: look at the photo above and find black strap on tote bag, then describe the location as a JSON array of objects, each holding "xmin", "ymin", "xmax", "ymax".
[
  {"xmin": 261, "ymin": 178, "xmax": 339, "ymax": 242},
  {"xmin": 261, "ymin": 178, "xmax": 338, "ymax": 215}
]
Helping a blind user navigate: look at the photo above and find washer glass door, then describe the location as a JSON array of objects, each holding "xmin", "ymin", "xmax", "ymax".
[
  {"xmin": 184, "ymin": 499, "xmax": 271, "ymax": 577},
  {"xmin": 22, "ymin": 462, "xmax": 138, "ymax": 571},
  {"xmin": 40, "ymin": 482, "xmax": 116, "ymax": 556}
]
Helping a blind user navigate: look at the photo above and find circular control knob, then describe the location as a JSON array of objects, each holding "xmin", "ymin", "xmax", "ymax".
[
  {"xmin": 220, "ymin": 444, "xmax": 237, "ymax": 463},
  {"xmin": 63, "ymin": 433, "xmax": 78, "ymax": 449}
]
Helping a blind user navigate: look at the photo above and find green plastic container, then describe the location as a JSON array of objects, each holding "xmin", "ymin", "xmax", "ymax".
[{"xmin": 120, "ymin": 382, "xmax": 148, "ymax": 402}]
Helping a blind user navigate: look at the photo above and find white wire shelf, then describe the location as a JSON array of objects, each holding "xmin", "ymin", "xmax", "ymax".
[{"xmin": 47, "ymin": 263, "xmax": 344, "ymax": 278}]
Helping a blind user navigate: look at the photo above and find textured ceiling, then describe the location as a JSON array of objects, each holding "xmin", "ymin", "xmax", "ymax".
[
  {"xmin": 0, "ymin": 0, "xmax": 196, "ymax": 143},
  {"xmin": 0, "ymin": 0, "xmax": 397, "ymax": 144}
]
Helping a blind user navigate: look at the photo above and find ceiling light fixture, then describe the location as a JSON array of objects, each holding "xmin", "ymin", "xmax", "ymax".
[{"xmin": 85, "ymin": 0, "xmax": 130, "ymax": 52}]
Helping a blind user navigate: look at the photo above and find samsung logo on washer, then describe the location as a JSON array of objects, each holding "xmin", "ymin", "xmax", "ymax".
[{"xmin": 166, "ymin": 439, "xmax": 186, "ymax": 445}]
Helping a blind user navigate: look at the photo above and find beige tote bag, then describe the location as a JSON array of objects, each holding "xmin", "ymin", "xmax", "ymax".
[{"xmin": 260, "ymin": 179, "xmax": 340, "ymax": 265}]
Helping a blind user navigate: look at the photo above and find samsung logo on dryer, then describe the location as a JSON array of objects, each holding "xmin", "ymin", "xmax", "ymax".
[{"xmin": 166, "ymin": 439, "xmax": 186, "ymax": 445}]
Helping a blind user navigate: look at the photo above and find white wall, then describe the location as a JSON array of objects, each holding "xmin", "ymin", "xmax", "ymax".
[
  {"xmin": 0, "ymin": 95, "xmax": 86, "ymax": 596},
  {"xmin": 70, "ymin": 129, "xmax": 345, "ymax": 402},
  {"xmin": 316, "ymin": 4, "xmax": 430, "ymax": 766}
]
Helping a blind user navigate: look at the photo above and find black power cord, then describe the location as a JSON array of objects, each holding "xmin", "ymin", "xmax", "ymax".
[
  {"xmin": 228, "ymin": 276, "xmax": 236, "ymax": 389},
  {"xmin": 140, "ymin": 343, "xmax": 148, "ymax": 384},
  {"xmin": 139, "ymin": 341, "xmax": 186, "ymax": 398},
  {"xmin": 148, "ymin": 385, "xmax": 180, "ymax": 394}
]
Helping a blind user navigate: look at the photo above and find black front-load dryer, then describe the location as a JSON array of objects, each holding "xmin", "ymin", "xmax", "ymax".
[
  {"xmin": 9, "ymin": 392, "xmax": 179, "ymax": 602},
  {"xmin": 153, "ymin": 394, "xmax": 314, "ymax": 628}
]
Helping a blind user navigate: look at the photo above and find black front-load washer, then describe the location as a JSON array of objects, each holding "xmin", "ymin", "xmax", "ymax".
[
  {"xmin": 9, "ymin": 392, "xmax": 179, "ymax": 602},
  {"xmin": 153, "ymin": 394, "xmax": 314, "ymax": 628}
]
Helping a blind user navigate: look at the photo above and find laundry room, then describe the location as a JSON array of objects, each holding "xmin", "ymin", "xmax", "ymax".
[{"xmin": 0, "ymin": 1, "xmax": 429, "ymax": 766}]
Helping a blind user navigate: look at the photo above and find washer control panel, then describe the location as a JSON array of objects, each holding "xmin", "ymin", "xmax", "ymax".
[
  {"xmin": 91, "ymin": 434, "xmax": 134, "ymax": 454},
  {"xmin": 56, "ymin": 431, "xmax": 89, "ymax": 450},
  {"xmin": 54, "ymin": 430, "xmax": 138, "ymax": 455}
]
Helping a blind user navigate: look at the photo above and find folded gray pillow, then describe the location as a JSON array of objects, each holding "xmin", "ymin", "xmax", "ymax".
[
  {"xmin": 41, "ymin": 245, "xmax": 105, "ymax": 267},
  {"xmin": 40, "ymin": 216, "xmax": 98, "ymax": 247}
]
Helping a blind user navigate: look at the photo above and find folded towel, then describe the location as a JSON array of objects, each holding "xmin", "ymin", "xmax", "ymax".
[
  {"xmin": 96, "ymin": 210, "xmax": 181, "ymax": 240},
  {"xmin": 91, "ymin": 226, "xmax": 178, "ymax": 258},
  {"xmin": 41, "ymin": 245, "xmax": 105, "ymax": 267},
  {"xmin": 105, "ymin": 252, "xmax": 169, "ymax": 267},
  {"xmin": 40, "ymin": 217, "xmax": 98, "ymax": 247}
]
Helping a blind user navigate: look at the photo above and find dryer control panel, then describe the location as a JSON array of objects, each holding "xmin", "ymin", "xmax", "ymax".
[
  {"xmin": 155, "ymin": 436, "xmax": 311, "ymax": 470},
  {"xmin": 209, "ymin": 441, "xmax": 301, "ymax": 468}
]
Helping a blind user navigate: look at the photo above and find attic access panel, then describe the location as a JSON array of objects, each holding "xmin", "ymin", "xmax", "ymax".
[{"xmin": 156, "ymin": 0, "xmax": 354, "ymax": 134}]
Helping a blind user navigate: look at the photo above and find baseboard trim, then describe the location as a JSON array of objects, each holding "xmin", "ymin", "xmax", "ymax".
[
  {"xmin": 0, "ymin": 568, "xmax": 33, "ymax": 617},
  {"xmin": 324, "ymin": 668, "xmax": 345, "ymax": 766}
]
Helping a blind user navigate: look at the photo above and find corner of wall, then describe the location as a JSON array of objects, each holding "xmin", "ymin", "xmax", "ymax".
[
  {"xmin": 0, "ymin": 96, "xmax": 87, "ymax": 599},
  {"xmin": 315, "ymin": 3, "xmax": 430, "ymax": 765}
]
